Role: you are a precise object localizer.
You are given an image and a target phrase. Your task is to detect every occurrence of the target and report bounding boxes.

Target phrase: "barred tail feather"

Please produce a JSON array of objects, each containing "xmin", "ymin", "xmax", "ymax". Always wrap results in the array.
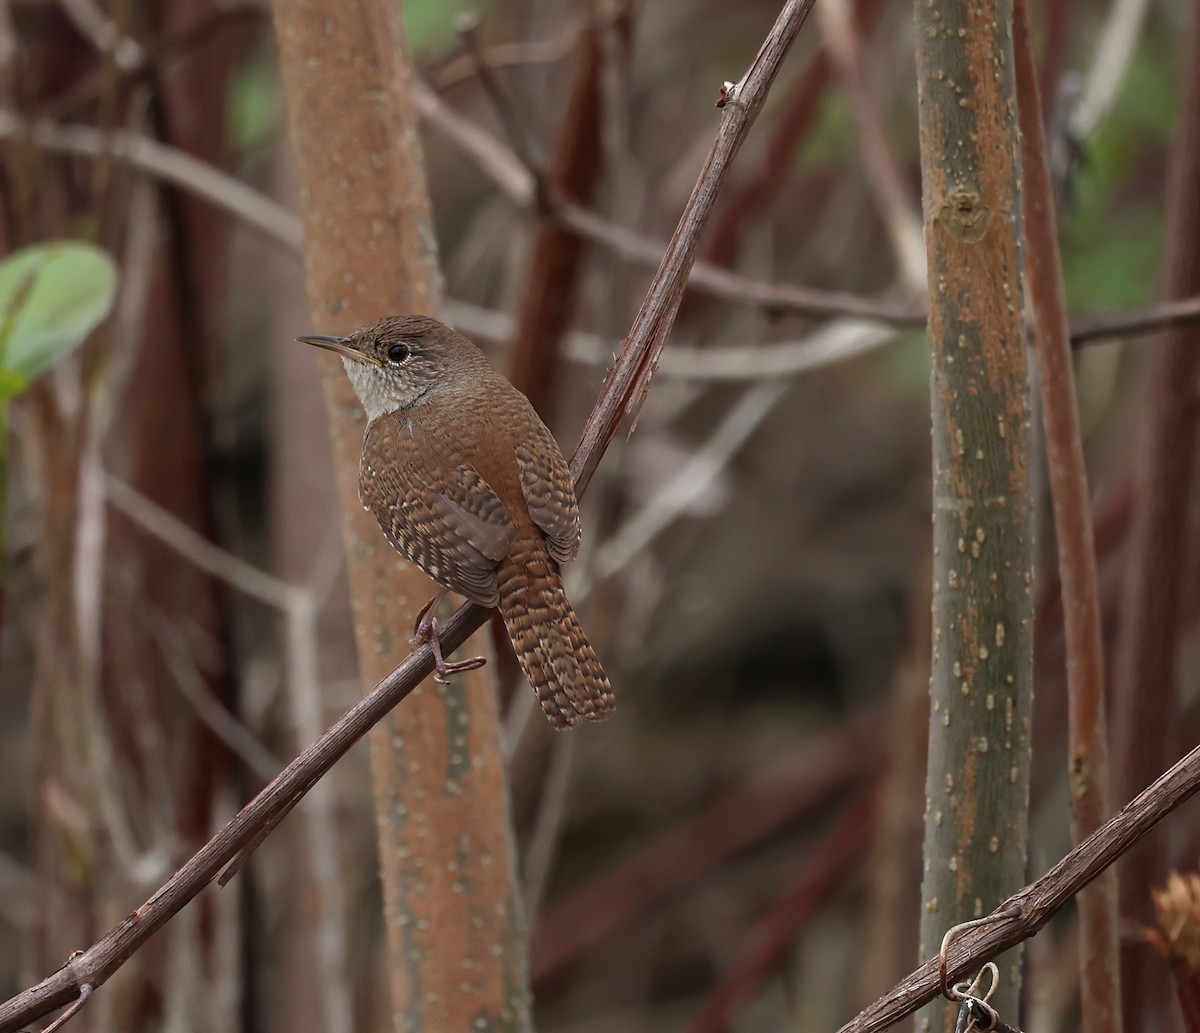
[{"xmin": 498, "ymin": 541, "xmax": 615, "ymax": 730}]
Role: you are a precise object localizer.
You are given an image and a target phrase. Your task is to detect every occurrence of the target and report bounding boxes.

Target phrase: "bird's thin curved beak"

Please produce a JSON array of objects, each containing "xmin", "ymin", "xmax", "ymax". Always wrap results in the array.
[{"xmin": 297, "ymin": 335, "xmax": 378, "ymax": 364}]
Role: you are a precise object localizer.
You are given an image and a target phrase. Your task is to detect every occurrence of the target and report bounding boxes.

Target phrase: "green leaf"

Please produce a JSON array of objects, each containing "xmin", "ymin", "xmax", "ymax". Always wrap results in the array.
[
  {"xmin": 0, "ymin": 242, "xmax": 118, "ymax": 383},
  {"xmin": 0, "ymin": 368, "xmax": 28, "ymax": 400}
]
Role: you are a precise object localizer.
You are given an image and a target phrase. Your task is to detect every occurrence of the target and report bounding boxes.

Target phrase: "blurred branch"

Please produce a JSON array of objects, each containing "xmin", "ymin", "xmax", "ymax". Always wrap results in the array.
[
  {"xmin": 1112, "ymin": 0, "xmax": 1200, "ymax": 1024},
  {"xmin": 507, "ymin": 11, "xmax": 604, "ymax": 417},
  {"xmin": 532, "ymin": 708, "xmax": 882, "ymax": 981},
  {"xmin": 47, "ymin": 2, "xmax": 266, "ymax": 118},
  {"xmin": 414, "ymin": 75, "xmax": 925, "ymax": 327},
  {"xmin": 1069, "ymin": 0, "xmax": 1152, "ymax": 140},
  {"xmin": 590, "ymin": 379, "xmax": 789, "ymax": 580},
  {"xmin": 520, "ymin": 734, "xmax": 576, "ymax": 921},
  {"xmin": 686, "ymin": 792, "xmax": 875, "ymax": 1033},
  {"xmin": 456, "ymin": 13, "xmax": 545, "ymax": 183},
  {"xmin": 9, "ymin": 112, "xmax": 1200, "ymax": 346},
  {"xmin": 1070, "ymin": 296, "xmax": 1200, "ymax": 343},
  {"xmin": 104, "ymin": 474, "xmax": 353, "ymax": 1030},
  {"xmin": 703, "ymin": 0, "xmax": 887, "ymax": 270},
  {"xmin": 0, "ymin": 114, "xmax": 304, "ymax": 249},
  {"xmin": 838, "ymin": 742, "xmax": 1200, "ymax": 1033},
  {"xmin": 816, "ymin": 0, "xmax": 924, "ymax": 288},
  {"xmin": 0, "ymin": 3, "xmax": 822, "ymax": 1028},
  {"xmin": 56, "ymin": 0, "xmax": 142, "ymax": 69},
  {"xmin": 151, "ymin": 607, "xmax": 281, "ymax": 781},
  {"xmin": 105, "ymin": 474, "xmax": 295, "ymax": 609},
  {"xmin": 1014, "ymin": 3, "xmax": 1121, "ymax": 1030},
  {"xmin": 428, "ymin": 31, "xmax": 577, "ymax": 92}
]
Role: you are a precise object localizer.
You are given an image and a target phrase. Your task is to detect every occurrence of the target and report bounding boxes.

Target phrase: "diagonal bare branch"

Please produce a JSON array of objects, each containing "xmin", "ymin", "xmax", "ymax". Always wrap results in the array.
[
  {"xmin": 836, "ymin": 743, "xmax": 1200, "ymax": 1033},
  {"xmin": 0, "ymin": 4, "xmax": 820, "ymax": 1029}
]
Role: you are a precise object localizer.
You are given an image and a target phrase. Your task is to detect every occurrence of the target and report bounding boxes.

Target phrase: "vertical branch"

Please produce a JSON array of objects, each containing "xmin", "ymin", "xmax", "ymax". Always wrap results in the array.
[
  {"xmin": 270, "ymin": 2, "xmax": 530, "ymax": 1031},
  {"xmin": 507, "ymin": 13, "xmax": 604, "ymax": 418},
  {"xmin": 1013, "ymin": 2, "xmax": 1121, "ymax": 1030},
  {"xmin": 1111, "ymin": 0, "xmax": 1200, "ymax": 1024},
  {"xmin": 912, "ymin": 2, "xmax": 1034, "ymax": 1030}
]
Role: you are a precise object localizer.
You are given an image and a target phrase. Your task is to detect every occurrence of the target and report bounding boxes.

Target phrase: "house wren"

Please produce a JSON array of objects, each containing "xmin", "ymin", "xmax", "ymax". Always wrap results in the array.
[{"xmin": 299, "ymin": 315, "xmax": 614, "ymax": 730}]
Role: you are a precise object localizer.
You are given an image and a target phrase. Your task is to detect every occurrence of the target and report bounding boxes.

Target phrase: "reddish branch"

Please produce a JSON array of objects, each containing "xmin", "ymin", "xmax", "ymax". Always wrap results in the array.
[
  {"xmin": 1014, "ymin": 2, "xmax": 1121, "ymax": 1030},
  {"xmin": 531, "ymin": 708, "xmax": 881, "ymax": 981},
  {"xmin": 508, "ymin": 15, "xmax": 605, "ymax": 420},
  {"xmin": 686, "ymin": 792, "xmax": 875, "ymax": 1033},
  {"xmin": 1111, "ymin": 0, "xmax": 1200, "ymax": 1024}
]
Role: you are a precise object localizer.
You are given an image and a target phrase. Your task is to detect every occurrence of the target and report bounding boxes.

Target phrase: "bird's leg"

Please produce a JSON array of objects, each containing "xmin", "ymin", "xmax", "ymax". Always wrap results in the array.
[
  {"xmin": 411, "ymin": 587, "xmax": 487, "ymax": 683},
  {"xmin": 411, "ymin": 591, "xmax": 441, "ymax": 642}
]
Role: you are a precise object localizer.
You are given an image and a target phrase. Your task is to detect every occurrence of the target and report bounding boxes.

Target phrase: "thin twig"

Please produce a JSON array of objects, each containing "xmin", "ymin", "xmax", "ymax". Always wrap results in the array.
[
  {"xmin": 0, "ymin": 7, "xmax": 819, "ymax": 1028},
  {"xmin": 429, "ymin": 32, "xmax": 577, "ymax": 93},
  {"xmin": 456, "ymin": 13, "xmax": 544, "ymax": 186},
  {"xmin": 836, "ymin": 743, "xmax": 1200, "ymax": 1033},
  {"xmin": 414, "ymin": 76, "xmax": 926, "ymax": 328},
  {"xmin": 590, "ymin": 379, "xmax": 789, "ymax": 580},
  {"xmin": 815, "ymin": 0, "xmax": 924, "ymax": 289},
  {"xmin": 573, "ymin": 0, "xmax": 821, "ymax": 478},
  {"xmin": 39, "ymin": 983, "xmax": 90, "ymax": 1033}
]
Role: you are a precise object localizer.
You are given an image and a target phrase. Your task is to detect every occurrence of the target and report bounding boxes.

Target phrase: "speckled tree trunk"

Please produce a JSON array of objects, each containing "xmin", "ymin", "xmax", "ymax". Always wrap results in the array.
[
  {"xmin": 271, "ymin": 3, "xmax": 531, "ymax": 1031},
  {"xmin": 912, "ymin": 2, "xmax": 1034, "ymax": 1030}
]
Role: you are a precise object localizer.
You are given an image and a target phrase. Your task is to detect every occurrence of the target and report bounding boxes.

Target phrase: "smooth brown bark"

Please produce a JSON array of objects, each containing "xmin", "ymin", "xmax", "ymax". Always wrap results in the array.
[{"xmin": 271, "ymin": 3, "xmax": 530, "ymax": 1030}]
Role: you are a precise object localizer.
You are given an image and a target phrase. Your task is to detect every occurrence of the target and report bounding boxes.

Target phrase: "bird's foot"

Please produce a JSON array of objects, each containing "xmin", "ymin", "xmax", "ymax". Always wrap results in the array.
[{"xmin": 413, "ymin": 606, "xmax": 486, "ymax": 684}]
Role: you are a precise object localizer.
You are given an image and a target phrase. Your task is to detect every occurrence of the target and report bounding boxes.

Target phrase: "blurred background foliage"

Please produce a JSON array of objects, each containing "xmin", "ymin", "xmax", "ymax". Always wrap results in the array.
[{"xmin": 0, "ymin": 0, "xmax": 1197, "ymax": 1031}]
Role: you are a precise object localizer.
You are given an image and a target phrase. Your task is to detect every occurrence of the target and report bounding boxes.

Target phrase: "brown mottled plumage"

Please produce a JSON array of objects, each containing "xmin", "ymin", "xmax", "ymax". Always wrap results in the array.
[{"xmin": 298, "ymin": 315, "xmax": 613, "ymax": 729}]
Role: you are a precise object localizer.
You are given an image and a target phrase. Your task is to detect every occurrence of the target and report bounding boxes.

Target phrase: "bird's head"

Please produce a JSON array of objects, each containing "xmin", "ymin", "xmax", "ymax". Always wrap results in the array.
[{"xmin": 299, "ymin": 315, "xmax": 486, "ymax": 421}]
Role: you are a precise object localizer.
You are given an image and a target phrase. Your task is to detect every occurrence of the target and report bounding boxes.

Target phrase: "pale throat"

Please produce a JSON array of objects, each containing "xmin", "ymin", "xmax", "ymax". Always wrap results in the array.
[{"xmin": 344, "ymin": 357, "xmax": 403, "ymax": 422}]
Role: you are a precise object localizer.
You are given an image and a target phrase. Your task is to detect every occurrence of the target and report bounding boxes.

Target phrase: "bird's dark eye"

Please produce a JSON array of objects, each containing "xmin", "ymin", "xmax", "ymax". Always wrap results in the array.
[{"xmin": 386, "ymin": 342, "xmax": 410, "ymax": 364}]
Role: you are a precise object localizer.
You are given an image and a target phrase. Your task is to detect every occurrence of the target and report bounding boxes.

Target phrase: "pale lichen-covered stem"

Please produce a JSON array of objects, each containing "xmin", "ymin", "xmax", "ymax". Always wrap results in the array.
[{"xmin": 912, "ymin": 2, "xmax": 1034, "ymax": 1030}]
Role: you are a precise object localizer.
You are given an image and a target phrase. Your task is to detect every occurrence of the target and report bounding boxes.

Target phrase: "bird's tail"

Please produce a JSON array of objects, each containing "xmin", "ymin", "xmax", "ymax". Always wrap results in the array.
[{"xmin": 498, "ymin": 539, "xmax": 614, "ymax": 730}]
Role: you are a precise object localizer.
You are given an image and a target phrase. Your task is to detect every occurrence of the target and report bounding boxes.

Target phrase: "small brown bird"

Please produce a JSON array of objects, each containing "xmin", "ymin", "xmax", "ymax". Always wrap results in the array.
[{"xmin": 299, "ymin": 315, "xmax": 614, "ymax": 729}]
